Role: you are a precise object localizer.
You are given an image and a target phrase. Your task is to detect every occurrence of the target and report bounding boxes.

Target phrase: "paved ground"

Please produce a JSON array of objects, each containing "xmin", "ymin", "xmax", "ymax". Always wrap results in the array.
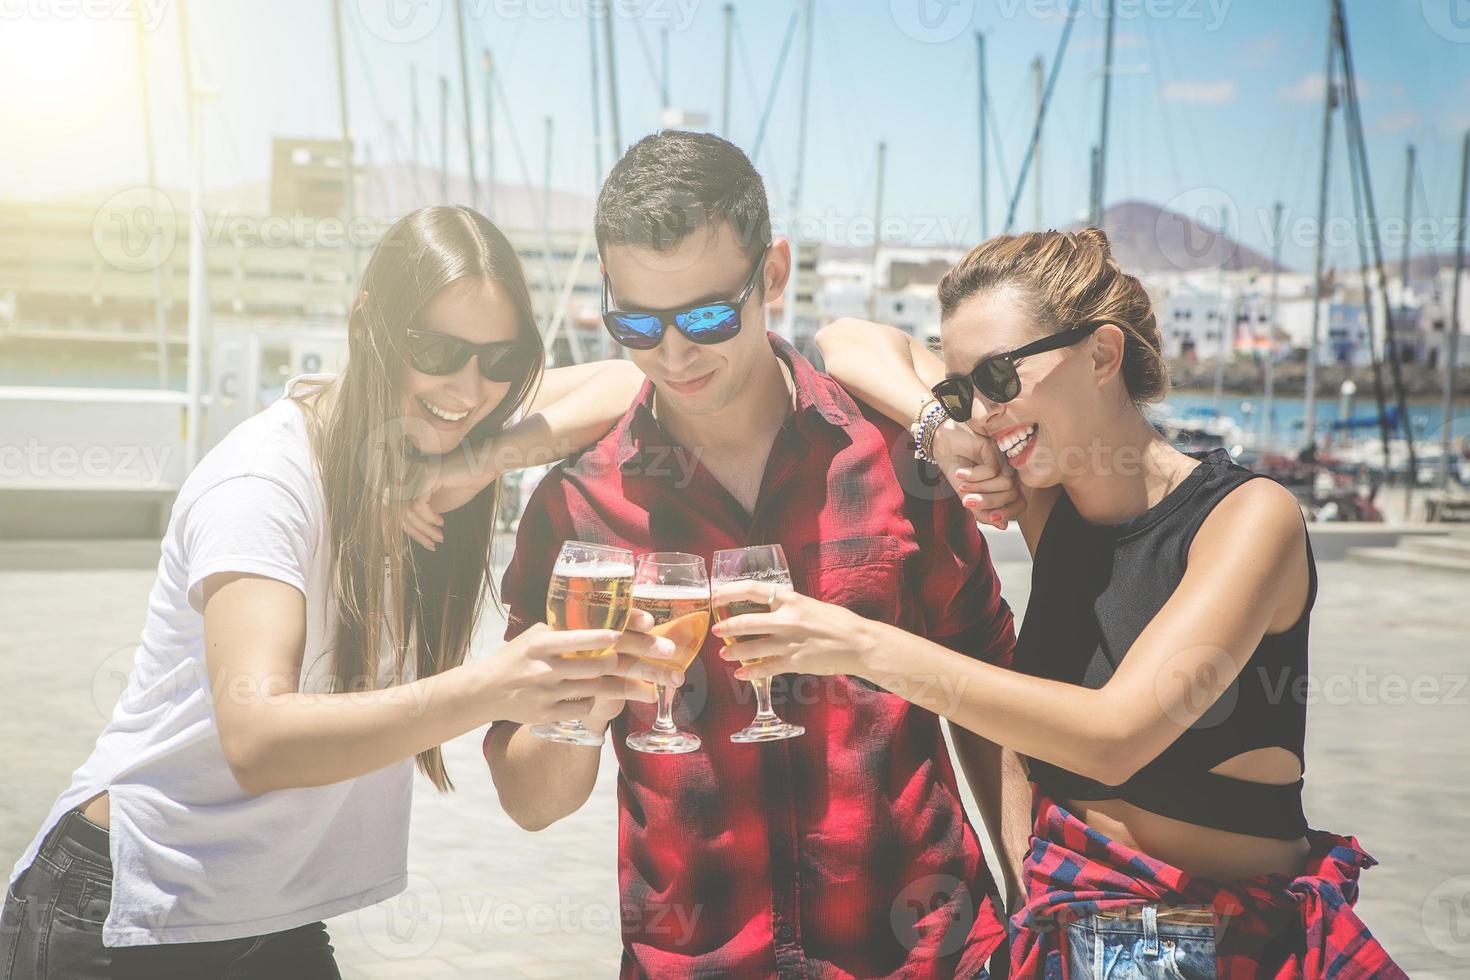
[{"xmin": 2, "ymin": 541, "xmax": 1467, "ymax": 977}]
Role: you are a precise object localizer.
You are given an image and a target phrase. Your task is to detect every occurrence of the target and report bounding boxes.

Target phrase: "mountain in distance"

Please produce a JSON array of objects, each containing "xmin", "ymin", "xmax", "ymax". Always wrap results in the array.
[{"xmin": 1083, "ymin": 199, "xmax": 1289, "ymax": 275}]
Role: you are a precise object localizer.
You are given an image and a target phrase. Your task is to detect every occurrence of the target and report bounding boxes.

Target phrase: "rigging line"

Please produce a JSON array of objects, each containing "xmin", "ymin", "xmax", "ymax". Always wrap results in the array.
[
  {"xmin": 346, "ymin": 14, "xmax": 423, "ymax": 202},
  {"xmin": 1140, "ymin": 12, "xmax": 1183, "ymax": 194},
  {"xmin": 732, "ymin": 16, "xmax": 782, "ymax": 205},
  {"xmin": 1338, "ymin": 3, "xmax": 1410, "ymax": 471},
  {"xmin": 1004, "ymin": 0, "xmax": 1083, "ymax": 233},
  {"xmin": 491, "ymin": 71, "xmax": 540, "ymax": 204},
  {"xmin": 731, "ymin": 13, "xmax": 766, "ymax": 136},
  {"xmin": 980, "ymin": 79, "xmax": 1012, "ymax": 211},
  {"xmin": 809, "ymin": 11, "xmax": 867, "ymax": 219},
  {"xmin": 1412, "ymin": 155, "xmax": 1444, "ymax": 290},
  {"xmin": 628, "ymin": 13, "xmax": 666, "ymax": 105},
  {"xmin": 751, "ymin": 7, "xmax": 802, "ymax": 164}
]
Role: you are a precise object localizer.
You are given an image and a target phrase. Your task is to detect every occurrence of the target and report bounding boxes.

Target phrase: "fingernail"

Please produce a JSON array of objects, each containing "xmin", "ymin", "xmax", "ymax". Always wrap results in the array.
[
  {"xmin": 989, "ymin": 512, "xmax": 1001, "ymax": 523},
  {"xmin": 711, "ymin": 625, "xmax": 724, "ymax": 637},
  {"xmin": 672, "ymin": 673, "xmax": 685, "ymax": 686}
]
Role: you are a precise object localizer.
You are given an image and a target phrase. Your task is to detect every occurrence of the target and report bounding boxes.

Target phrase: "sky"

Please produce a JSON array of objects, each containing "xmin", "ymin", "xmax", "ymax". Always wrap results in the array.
[{"xmin": 2, "ymin": 0, "xmax": 1468, "ymax": 273}]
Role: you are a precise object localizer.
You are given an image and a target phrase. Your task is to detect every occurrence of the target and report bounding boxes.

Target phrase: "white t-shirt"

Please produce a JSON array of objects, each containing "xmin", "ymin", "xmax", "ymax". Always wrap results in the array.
[{"xmin": 10, "ymin": 376, "xmax": 414, "ymax": 946}]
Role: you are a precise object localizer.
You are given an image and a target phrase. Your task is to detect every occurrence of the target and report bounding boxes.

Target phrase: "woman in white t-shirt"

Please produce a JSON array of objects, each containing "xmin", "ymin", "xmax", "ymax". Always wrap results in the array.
[{"xmin": 1, "ymin": 207, "xmax": 680, "ymax": 979}]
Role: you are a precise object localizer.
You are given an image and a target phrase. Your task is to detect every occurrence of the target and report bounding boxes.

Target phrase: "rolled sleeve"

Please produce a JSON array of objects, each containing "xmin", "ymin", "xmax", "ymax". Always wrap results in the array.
[{"xmin": 498, "ymin": 471, "xmax": 572, "ymax": 642}]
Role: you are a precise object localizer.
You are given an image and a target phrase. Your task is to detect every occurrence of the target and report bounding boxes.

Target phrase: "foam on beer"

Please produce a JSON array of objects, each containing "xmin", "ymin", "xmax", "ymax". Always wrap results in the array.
[
  {"xmin": 551, "ymin": 559, "xmax": 635, "ymax": 579},
  {"xmin": 631, "ymin": 584, "xmax": 709, "ymax": 600}
]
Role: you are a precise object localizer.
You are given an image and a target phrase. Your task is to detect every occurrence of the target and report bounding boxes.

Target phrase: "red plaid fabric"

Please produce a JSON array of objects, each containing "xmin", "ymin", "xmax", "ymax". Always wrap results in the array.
[
  {"xmin": 1010, "ymin": 795, "xmax": 1407, "ymax": 979},
  {"xmin": 496, "ymin": 334, "xmax": 1015, "ymax": 979}
]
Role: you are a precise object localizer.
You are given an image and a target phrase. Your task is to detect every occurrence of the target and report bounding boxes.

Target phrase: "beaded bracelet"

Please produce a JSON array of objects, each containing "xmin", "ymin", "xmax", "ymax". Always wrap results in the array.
[{"xmin": 911, "ymin": 401, "xmax": 949, "ymax": 466}]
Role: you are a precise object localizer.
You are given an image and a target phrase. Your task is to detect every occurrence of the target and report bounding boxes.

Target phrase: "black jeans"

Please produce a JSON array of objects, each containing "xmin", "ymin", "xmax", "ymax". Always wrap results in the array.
[{"xmin": 1, "ymin": 808, "xmax": 341, "ymax": 979}]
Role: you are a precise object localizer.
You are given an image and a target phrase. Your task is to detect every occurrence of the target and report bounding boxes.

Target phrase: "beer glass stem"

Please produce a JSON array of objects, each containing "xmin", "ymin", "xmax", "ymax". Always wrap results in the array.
[
  {"xmin": 652, "ymin": 684, "xmax": 678, "ymax": 733},
  {"xmin": 750, "ymin": 677, "xmax": 779, "ymax": 722}
]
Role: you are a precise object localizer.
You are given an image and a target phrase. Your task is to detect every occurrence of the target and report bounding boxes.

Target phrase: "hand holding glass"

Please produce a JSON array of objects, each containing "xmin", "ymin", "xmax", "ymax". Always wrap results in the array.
[
  {"xmin": 625, "ymin": 553, "xmax": 710, "ymax": 755},
  {"xmin": 712, "ymin": 545, "xmax": 805, "ymax": 743},
  {"xmin": 531, "ymin": 541, "xmax": 635, "ymax": 747}
]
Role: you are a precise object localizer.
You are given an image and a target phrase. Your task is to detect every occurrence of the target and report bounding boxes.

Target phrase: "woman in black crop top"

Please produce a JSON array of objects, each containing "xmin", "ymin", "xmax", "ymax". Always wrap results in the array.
[{"xmin": 715, "ymin": 229, "xmax": 1405, "ymax": 977}]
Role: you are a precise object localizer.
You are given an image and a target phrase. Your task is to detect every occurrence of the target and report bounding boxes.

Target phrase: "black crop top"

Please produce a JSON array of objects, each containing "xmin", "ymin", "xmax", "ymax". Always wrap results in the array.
[{"xmin": 1011, "ymin": 448, "xmax": 1315, "ymax": 840}]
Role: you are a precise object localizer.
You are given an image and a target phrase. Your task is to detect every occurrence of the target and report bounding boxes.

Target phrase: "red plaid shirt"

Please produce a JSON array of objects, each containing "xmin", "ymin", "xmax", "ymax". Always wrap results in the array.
[{"xmin": 496, "ymin": 334, "xmax": 1016, "ymax": 979}]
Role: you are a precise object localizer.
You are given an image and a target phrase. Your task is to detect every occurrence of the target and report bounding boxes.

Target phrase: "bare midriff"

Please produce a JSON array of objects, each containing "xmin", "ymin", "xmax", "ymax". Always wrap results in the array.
[
  {"xmin": 80, "ymin": 791, "xmax": 110, "ymax": 830},
  {"xmin": 1062, "ymin": 795, "xmax": 1309, "ymax": 882}
]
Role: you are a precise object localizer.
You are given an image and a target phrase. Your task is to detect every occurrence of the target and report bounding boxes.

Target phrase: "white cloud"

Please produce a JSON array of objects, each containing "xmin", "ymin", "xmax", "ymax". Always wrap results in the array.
[
  {"xmin": 1373, "ymin": 110, "xmax": 1421, "ymax": 134},
  {"xmin": 1278, "ymin": 72, "xmax": 1375, "ymax": 104},
  {"xmin": 1278, "ymin": 73, "xmax": 1327, "ymax": 103},
  {"xmin": 1238, "ymin": 31, "xmax": 1283, "ymax": 70},
  {"xmin": 1162, "ymin": 79, "xmax": 1238, "ymax": 105}
]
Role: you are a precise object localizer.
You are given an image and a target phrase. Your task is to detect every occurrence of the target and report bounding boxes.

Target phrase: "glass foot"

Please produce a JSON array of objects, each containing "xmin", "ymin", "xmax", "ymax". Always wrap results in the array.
[
  {"xmin": 626, "ymin": 728, "xmax": 701, "ymax": 754},
  {"xmin": 531, "ymin": 721, "xmax": 605, "ymax": 747},
  {"xmin": 730, "ymin": 718, "xmax": 804, "ymax": 743}
]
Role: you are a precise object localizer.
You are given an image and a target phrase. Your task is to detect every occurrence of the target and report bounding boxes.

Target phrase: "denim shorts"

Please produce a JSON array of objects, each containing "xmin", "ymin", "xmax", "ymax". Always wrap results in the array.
[
  {"xmin": 1063, "ymin": 904, "xmax": 1218, "ymax": 979},
  {"xmin": 1, "ymin": 808, "xmax": 340, "ymax": 980}
]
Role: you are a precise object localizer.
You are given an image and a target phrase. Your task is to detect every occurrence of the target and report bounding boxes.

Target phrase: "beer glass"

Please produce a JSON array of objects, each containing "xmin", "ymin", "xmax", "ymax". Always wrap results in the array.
[
  {"xmin": 531, "ymin": 541, "xmax": 635, "ymax": 746},
  {"xmin": 625, "ymin": 553, "xmax": 710, "ymax": 755},
  {"xmin": 712, "ymin": 545, "xmax": 805, "ymax": 743}
]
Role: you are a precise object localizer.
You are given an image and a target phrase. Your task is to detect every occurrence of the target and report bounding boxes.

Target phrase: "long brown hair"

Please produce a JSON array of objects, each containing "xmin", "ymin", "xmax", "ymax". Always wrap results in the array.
[
  {"xmin": 295, "ymin": 206, "xmax": 544, "ymax": 791},
  {"xmin": 938, "ymin": 226, "xmax": 1169, "ymax": 403}
]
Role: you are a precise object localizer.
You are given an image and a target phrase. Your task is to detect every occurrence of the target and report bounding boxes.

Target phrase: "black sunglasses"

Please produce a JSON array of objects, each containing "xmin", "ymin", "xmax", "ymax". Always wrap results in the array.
[
  {"xmin": 601, "ymin": 247, "xmax": 769, "ymax": 351},
  {"xmin": 932, "ymin": 320, "xmax": 1107, "ymax": 421},
  {"xmin": 403, "ymin": 329, "xmax": 541, "ymax": 382}
]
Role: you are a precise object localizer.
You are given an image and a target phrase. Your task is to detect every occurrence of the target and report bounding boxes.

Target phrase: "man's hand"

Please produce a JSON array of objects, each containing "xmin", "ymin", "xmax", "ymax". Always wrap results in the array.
[{"xmin": 931, "ymin": 420, "xmax": 1025, "ymax": 530}]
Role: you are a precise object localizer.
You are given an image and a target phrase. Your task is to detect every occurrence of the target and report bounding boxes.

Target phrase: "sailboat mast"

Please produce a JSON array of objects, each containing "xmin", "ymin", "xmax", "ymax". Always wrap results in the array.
[
  {"xmin": 1442, "ymin": 132, "xmax": 1469, "ymax": 490},
  {"xmin": 1091, "ymin": 0, "xmax": 1115, "ymax": 226},
  {"xmin": 1303, "ymin": 1, "xmax": 1337, "ymax": 450}
]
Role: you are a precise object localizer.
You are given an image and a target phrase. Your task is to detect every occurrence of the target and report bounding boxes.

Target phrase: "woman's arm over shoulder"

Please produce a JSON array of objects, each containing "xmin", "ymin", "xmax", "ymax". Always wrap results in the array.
[
  {"xmin": 524, "ymin": 359, "xmax": 643, "ymax": 419},
  {"xmin": 816, "ymin": 318, "xmax": 941, "ymax": 427}
]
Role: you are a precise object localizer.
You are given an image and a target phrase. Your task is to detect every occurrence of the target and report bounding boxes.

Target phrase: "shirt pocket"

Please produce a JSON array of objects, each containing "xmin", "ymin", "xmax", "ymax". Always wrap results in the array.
[{"xmin": 803, "ymin": 536, "xmax": 903, "ymax": 694}]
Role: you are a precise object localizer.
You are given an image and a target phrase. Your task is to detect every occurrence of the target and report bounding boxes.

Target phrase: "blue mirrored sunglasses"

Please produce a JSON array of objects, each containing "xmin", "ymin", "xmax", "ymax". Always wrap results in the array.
[{"xmin": 601, "ymin": 248, "xmax": 769, "ymax": 351}]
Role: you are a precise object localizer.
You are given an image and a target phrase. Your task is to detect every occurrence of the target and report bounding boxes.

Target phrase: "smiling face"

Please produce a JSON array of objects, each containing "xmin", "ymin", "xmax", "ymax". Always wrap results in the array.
[
  {"xmin": 601, "ymin": 221, "xmax": 784, "ymax": 418},
  {"xmin": 398, "ymin": 277, "xmax": 523, "ymax": 455},
  {"xmin": 940, "ymin": 285, "xmax": 1109, "ymax": 488}
]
